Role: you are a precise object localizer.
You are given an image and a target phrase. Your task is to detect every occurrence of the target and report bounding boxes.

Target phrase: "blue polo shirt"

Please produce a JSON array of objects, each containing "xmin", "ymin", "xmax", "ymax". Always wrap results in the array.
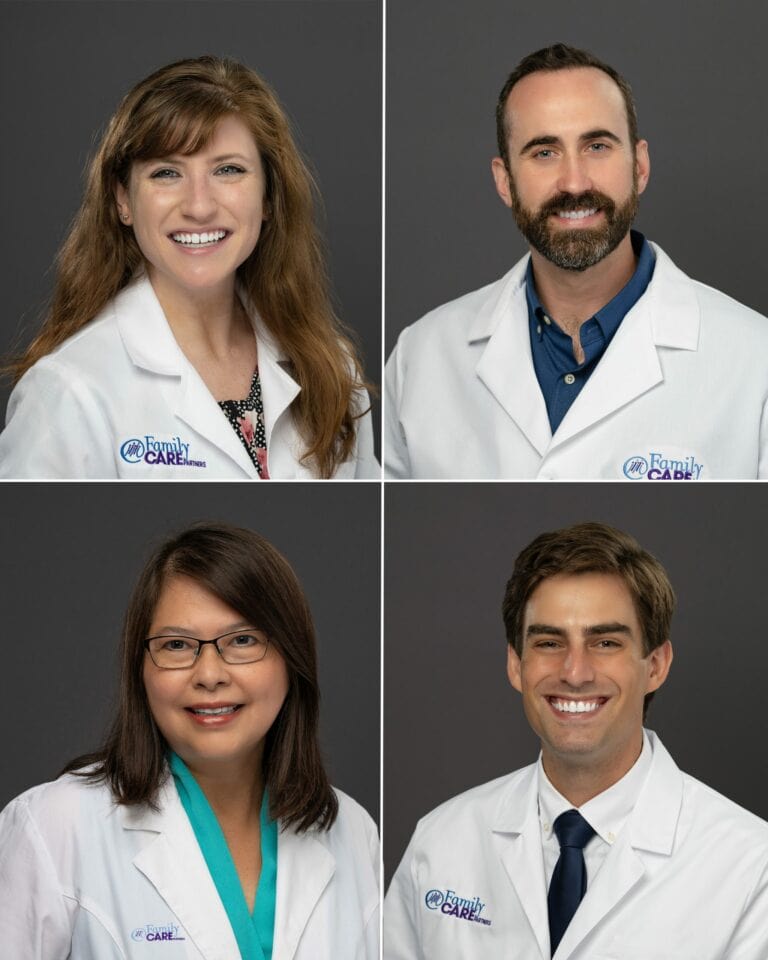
[{"xmin": 527, "ymin": 230, "xmax": 655, "ymax": 433}]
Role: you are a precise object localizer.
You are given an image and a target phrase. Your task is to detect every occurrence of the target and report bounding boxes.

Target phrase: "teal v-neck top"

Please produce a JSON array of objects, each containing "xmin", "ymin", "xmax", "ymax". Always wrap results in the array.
[{"xmin": 169, "ymin": 753, "xmax": 278, "ymax": 960}]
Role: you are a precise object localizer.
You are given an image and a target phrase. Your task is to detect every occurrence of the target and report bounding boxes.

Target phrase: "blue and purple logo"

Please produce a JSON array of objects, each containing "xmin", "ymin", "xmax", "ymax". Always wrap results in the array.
[
  {"xmin": 130, "ymin": 922, "xmax": 185, "ymax": 943},
  {"xmin": 120, "ymin": 435, "xmax": 206, "ymax": 469},
  {"xmin": 623, "ymin": 451, "xmax": 703, "ymax": 480},
  {"xmin": 424, "ymin": 887, "xmax": 492, "ymax": 926}
]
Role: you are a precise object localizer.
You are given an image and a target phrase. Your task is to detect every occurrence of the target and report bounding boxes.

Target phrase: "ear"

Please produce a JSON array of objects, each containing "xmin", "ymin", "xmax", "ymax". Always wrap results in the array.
[
  {"xmin": 634, "ymin": 138, "xmax": 650, "ymax": 196},
  {"xmin": 491, "ymin": 157, "xmax": 514, "ymax": 208},
  {"xmin": 507, "ymin": 643, "xmax": 523, "ymax": 693},
  {"xmin": 645, "ymin": 639, "xmax": 673, "ymax": 694},
  {"xmin": 114, "ymin": 181, "xmax": 132, "ymax": 225}
]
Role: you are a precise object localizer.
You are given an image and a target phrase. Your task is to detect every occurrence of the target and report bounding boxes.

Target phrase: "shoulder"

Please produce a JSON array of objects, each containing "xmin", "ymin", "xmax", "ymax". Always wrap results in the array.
[
  {"xmin": 327, "ymin": 788, "xmax": 379, "ymax": 849},
  {"xmin": 680, "ymin": 771, "xmax": 768, "ymax": 847},
  {"xmin": 410, "ymin": 768, "xmax": 531, "ymax": 845},
  {"xmin": 0, "ymin": 773, "xmax": 117, "ymax": 849},
  {"xmin": 391, "ymin": 262, "xmax": 527, "ymax": 360},
  {"xmin": 651, "ymin": 244, "xmax": 768, "ymax": 336}
]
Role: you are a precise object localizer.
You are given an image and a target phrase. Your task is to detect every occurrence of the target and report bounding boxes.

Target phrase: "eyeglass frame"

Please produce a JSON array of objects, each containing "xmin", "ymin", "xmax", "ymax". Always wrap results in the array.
[{"xmin": 143, "ymin": 628, "xmax": 271, "ymax": 669}]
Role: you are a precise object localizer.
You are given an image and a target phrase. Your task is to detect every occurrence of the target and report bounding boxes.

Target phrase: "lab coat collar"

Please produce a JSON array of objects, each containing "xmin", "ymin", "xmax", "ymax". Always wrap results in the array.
[
  {"xmin": 467, "ymin": 244, "xmax": 702, "ymax": 457},
  {"xmin": 471, "ymin": 260, "xmax": 553, "ymax": 457},
  {"xmin": 113, "ymin": 275, "xmax": 302, "ymax": 477},
  {"xmin": 120, "ymin": 776, "xmax": 242, "ymax": 960},
  {"xmin": 121, "ymin": 777, "xmax": 337, "ymax": 960},
  {"xmin": 491, "ymin": 761, "xmax": 551, "ymax": 960},
  {"xmin": 553, "ymin": 730, "xmax": 684, "ymax": 959},
  {"xmin": 273, "ymin": 824, "xmax": 336, "ymax": 960}
]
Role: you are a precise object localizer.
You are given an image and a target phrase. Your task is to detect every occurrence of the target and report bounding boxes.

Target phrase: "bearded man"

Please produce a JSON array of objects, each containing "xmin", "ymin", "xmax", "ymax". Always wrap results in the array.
[{"xmin": 384, "ymin": 43, "xmax": 768, "ymax": 480}]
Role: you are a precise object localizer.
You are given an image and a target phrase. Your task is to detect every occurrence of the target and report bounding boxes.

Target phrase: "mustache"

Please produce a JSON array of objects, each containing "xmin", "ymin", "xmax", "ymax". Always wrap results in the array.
[{"xmin": 538, "ymin": 191, "xmax": 616, "ymax": 219}]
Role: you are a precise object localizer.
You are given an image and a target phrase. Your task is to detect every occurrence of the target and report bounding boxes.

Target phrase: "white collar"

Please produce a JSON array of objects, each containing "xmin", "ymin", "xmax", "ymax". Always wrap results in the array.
[{"xmin": 537, "ymin": 729, "xmax": 653, "ymax": 847}]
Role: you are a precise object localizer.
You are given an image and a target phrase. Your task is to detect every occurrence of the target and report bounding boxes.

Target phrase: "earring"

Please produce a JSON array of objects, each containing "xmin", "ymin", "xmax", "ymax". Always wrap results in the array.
[{"xmin": 118, "ymin": 207, "xmax": 130, "ymax": 223}]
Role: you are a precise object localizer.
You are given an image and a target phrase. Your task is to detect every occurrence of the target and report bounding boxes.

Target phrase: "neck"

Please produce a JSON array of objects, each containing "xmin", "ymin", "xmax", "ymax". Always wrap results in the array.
[
  {"xmin": 182, "ymin": 752, "xmax": 264, "ymax": 828},
  {"xmin": 530, "ymin": 233, "xmax": 637, "ymax": 337},
  {"xmin": 147, "ymin": 270, "xmax": 249, "ymax": 361},
  {"xmin": 541, "ymin": 731, "xmax": 643, "ymax": 808}
]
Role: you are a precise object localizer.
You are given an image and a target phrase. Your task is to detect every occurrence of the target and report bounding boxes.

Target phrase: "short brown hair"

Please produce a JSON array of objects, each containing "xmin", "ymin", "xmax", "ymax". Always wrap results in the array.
[
  {"xmin": 502, "ymin": 522, "xmax": 674, "ymax": 716},
  {"xmin": 495, "ymin": 43, "xmax": 640, "ymax": 169},
  {"xmin": 62, "ymin": 522, "xmax": 338, "ymax": 832}
]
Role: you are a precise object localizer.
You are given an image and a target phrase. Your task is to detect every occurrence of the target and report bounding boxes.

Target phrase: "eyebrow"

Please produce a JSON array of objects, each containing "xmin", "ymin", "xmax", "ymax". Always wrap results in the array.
[
  {"xmin": 147, "ymin": 152, "xmax": 253, "ymax": 165},
  {"xmin": 525, "ymin": 621, "xmax": 632, "ymax": 638},
  {"xmin": 149, "ymin": 620, "xmax": 254, "ymax": 637},
  {"xmin": 519, "ymin": 128, "xmax": 623, "ymax": 156}
]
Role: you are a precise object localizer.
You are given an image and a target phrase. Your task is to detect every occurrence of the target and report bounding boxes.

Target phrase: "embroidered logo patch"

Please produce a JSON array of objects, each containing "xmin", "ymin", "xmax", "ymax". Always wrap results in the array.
[
  {"xmin": 119, "ymin": 435, "xmax": 207, "ymax": 469},
  {"xmin": 130, "ymin": 922, "xmax": 186, "ymax": 942},
  {"xmin": 424, "ymin": 888, "xmax": 492, "ymax": 926},
  {"xmin": 622, "ymin": 451, "xmax": 703, "ymax": 480}
]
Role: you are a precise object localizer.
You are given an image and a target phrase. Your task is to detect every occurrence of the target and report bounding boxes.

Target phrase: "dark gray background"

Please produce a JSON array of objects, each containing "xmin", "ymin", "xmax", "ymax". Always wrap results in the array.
[
  {"xmin": 386, "ymin": 0, "xmax": 768, "ymax": 351},
  {"xmin": 0, "ymin": 482, "xmax": 380, "ymax": 822},
  {"xmin": 384, "ymin": 483, "xmax": 768, "ymax": 882},
  {"xmin": 0, "ymin": 0, "xmax": 381, "ymax": 448}
]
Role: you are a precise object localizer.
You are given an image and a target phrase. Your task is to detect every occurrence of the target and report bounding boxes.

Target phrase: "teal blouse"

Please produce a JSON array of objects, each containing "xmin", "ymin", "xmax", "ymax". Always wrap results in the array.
[{"xmin": 169, "ymin": 753, "xmax": 278, "ymax": 960}]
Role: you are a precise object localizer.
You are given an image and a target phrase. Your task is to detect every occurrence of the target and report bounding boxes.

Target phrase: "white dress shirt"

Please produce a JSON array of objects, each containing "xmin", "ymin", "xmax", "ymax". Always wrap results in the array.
[{"xmin": 537, "ymin": 730, "xmax": 653, "ymax": 889}]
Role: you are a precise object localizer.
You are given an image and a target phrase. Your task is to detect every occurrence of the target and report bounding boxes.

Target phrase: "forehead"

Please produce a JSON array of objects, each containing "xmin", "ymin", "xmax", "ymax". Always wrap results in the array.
[
  {"xmin": 504, "ymin": 67, "xmax": 630, "ymax": 148},
  {"xmin": 151, "ymin": 574, "xmax": 243, "ymax": 631},
  {"xmin": 523, "ymin": 572, "xmax": 640, "ymax": 631}
]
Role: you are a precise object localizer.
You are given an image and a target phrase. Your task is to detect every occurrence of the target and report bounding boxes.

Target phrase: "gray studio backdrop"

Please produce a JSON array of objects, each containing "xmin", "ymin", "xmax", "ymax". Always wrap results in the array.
[
  {"xmin": 384, "ymin": 483, "xmax": 768, "ymax": 883},
  {"xmin": 0, "ymin": 0, "xmax": 381, "ymax": 448},
  {"xmin": 386, "ymin": 0, "xmax": 768, "ymax": 352},
  {"xmin": 0, "ymin": 483, "xmax": 380, "ymax": 822}
]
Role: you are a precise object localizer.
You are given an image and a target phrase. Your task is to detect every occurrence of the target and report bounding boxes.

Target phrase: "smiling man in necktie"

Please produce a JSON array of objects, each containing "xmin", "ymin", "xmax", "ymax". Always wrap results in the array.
[{"xmin": 385, "ymin": 522, "xmax": 768, "ymax": 959}]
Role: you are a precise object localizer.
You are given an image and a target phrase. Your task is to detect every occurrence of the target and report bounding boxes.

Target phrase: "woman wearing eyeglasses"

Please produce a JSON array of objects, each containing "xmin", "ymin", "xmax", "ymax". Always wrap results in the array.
[{"xmin": 0, "ymin": 523, "xmax": 379, "ymax": 959}]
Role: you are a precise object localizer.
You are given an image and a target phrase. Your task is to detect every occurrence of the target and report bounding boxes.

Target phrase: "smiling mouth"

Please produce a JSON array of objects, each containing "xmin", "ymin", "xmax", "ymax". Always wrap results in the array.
[
  {"xmin": 186, "ymin": 704, "xmax": 243, "ymax": 716},
  {"xmin": 547, "ymin": 697, "xmax": 608, "ymax": 715},
  {"xmin": 171, "ymin": 229, "xmax": 229, "ymax": 247},
  {"xmin": 554, "ymin": 208, "xmax": 598, "ymax": 221}
]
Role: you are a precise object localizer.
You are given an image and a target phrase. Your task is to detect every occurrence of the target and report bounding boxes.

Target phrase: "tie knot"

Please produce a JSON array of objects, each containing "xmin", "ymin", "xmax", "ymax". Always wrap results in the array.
[{"xmin": 553, "ymin": 809, "xmax": 595, "ymax": 849}]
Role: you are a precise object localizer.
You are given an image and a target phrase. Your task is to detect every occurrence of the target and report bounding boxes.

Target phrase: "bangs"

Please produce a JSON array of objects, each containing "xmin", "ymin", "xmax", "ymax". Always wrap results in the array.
[{"xmin": 129, "ymin": 103, "xmax": 231, "ymax": 163}]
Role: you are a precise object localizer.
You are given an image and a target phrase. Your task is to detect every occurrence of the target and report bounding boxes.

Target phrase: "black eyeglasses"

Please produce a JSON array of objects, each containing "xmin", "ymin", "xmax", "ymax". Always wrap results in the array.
[{"xmin": 144, "ymin": 629, "xmax": 270, "ymax": 669}]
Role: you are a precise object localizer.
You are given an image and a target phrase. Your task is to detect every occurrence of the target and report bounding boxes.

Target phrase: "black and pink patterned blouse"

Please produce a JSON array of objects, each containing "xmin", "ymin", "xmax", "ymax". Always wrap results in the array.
[{"xmin": 218, "ymin": 368, "xmax": 270, "ymax": 478}]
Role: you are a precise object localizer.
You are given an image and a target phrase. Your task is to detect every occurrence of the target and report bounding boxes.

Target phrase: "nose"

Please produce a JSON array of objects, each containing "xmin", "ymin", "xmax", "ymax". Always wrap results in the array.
[
  {"xmin": 556, "ymin": 151, "xmax": 593, "ymax": 197},
  {"xmin": 191, "ymin": 643, "xmax": 231, "ymax": 689},
  {"xmin": 559, "ymin": 645, "xmax": 596, "ymax": 687},
  {"xmin": 179, "ymin": 172, "xmax": 218, "ymax": 222}
]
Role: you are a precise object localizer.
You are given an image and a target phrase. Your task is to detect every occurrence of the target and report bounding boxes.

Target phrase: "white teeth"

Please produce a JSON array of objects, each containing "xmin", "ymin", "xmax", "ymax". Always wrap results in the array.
[
  {"xmin": 172, "ymin": 230, "xmax": 226, "ymax": 246},
  {"xmin": 192, "ymin": 706, "xmax": 237, "ymax": 715},
  {"xmin": 557, "ymin": 208, "xmax": 597, "ymax": 220},
  {"xmin": 551, "ymin": 699, "xmax": 601, "ymax": 714}
]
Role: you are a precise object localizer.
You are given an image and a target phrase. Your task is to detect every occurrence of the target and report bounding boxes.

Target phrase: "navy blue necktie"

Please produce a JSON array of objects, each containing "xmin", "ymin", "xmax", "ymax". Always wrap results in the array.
[{"xmin": 547, "ymin": 809, "xmax": 595, "ymax": 956}]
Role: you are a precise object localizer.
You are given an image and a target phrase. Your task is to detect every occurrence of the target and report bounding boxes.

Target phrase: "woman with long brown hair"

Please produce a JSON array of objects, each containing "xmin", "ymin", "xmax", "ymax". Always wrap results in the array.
[
  {"xmin": 0, "ymin": 522, "xmax": 379, "ymax": 958},
  {"xmin": 0, "ymin": 57, "xmax": 377, "ymax": 479}
]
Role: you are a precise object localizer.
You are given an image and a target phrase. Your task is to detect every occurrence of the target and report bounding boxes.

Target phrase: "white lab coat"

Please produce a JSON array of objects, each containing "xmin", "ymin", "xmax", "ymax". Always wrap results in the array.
[
  {"xmin": 0, "ymin": 771, "xmax": 379, "ymax": 960},
  {"xmin": 384, "ymin": 732, "xmax": 768, "ymax": 960},
  {"xmin": 0, "ymin": 276, "xmax": 379, "ymax": 479},
  {"xmin": 384, "ymin": 245, "xmax": 768, "ymax": 479}
]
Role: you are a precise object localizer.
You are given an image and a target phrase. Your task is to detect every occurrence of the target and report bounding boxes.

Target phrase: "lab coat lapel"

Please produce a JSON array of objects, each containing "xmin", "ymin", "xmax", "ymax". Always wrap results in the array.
[
  {"xmin": 173, "ymin": 367, "xmax": 260, "ymax": 477},
  {"xmin": 473, "ymin": 265, "xmax": 552, "ymax": 457},
  {"xmin": 115, "ymin": 275, "xmax": 258, "ymax": 477},
  {"xmin": 248, "ymin": 316, "xmax": 308, "ymax": 479},
  {"xmin": 492, "ymin": 765, "xmax": 550, "ymax": 960},
  {"xmin": 272, "ymin": 826, "xmax": 335, "ymax": 960},
  {"xmin": 550, "ymin": 244, "xmax": 701, "ymax": 450},
  {"xmin": 554, "ymin": 732, "xmax": 684, "ymax": 960},
  {"xmin": 121, "ymin": 780, "xmax": 241, "ymax": 960}
]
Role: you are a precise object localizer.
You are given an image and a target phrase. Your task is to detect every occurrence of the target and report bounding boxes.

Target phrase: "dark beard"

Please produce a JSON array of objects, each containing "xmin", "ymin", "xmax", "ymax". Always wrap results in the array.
[{"xmin": 509, "ymin": 184, "xmax": 638, "ymax": 272}]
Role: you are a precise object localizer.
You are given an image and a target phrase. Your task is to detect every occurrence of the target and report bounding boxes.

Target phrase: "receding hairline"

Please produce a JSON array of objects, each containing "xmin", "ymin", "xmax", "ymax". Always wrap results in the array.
[{"xmin": 499, "ymin": 64, "xmax": 634, "ymax": 153}]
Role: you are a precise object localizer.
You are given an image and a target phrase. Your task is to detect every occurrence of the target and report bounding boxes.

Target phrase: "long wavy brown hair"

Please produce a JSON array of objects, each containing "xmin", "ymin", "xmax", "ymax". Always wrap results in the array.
[
  {"xmin": 10, "ymin": 56, "xmax": 369, "ymax": 477},
  {"xmin": 61, "ymin": 522, "xmax": 339, "ymax": 832}
]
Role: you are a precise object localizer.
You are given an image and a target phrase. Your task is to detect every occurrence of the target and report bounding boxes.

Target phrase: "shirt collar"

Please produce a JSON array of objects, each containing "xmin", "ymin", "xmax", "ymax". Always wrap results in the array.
[
  {"xmin": 526, "ymin": 230, "xmax": 656, "ymax": 349},
  {"xmin": 537, "ymin": 730, "xmax": 654, "ymax": 846}
]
